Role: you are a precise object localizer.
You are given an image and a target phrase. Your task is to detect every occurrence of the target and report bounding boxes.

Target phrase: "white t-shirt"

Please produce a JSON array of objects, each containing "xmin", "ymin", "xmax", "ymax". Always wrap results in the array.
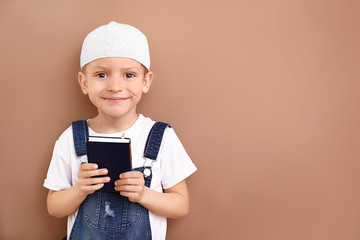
[{"xmin": 43, "ymin": 114, "xmax": 197, "ymax": 240}]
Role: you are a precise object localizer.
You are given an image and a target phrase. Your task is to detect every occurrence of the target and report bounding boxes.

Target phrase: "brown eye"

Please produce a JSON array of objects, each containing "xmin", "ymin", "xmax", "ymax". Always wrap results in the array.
[
  {"xmin": 96, "ymin": 73, "xmax": 107, "ymax": 78},
  {"xmin": 125, "ymin": 73, "xmax": 135, "ymax": 78}
]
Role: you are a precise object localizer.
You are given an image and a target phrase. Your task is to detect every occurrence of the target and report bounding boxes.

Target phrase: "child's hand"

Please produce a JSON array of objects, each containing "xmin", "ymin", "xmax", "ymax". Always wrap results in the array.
[
  {"xmin": 77, "ymin": 163, "xmax": 110, "ymax": 195},
  {"xmin": 114, "ymin": 171, "xmax": 145, "ymax": 203}
]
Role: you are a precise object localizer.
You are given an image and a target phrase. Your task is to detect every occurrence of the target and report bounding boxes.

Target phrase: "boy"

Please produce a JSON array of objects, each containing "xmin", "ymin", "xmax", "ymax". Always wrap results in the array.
[{"xmin": 43, "ymin": 21, "xmax": 197, "ymax": 240}]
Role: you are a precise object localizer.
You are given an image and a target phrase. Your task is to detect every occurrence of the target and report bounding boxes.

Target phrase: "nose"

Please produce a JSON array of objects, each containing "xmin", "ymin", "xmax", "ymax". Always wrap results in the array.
[{"xmin": 107, "ymin": 75, "xmax": 124, "ymax": 92}]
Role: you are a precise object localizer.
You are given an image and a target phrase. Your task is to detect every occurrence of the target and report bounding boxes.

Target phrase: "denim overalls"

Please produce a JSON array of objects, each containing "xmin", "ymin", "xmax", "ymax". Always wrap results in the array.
[{"xmin": 68, "ymin": 120, "xmax": 170, "ymax": 240}]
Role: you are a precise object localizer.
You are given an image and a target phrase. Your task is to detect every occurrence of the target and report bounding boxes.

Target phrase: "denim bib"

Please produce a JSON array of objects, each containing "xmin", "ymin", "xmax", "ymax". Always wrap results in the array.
[{"xmin": 69, "ymin": 121, "xmax": 170, "ymax": 240}]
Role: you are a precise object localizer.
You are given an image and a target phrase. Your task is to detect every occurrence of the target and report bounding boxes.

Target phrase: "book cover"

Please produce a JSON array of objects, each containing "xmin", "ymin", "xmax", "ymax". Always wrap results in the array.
[{"xmin": 86, "ymin": 136, "xmax": 132, "ymax": 192}]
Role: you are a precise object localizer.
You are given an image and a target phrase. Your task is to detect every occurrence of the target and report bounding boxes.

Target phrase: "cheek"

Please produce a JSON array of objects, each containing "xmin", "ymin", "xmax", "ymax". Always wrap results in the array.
[
  {"xmin": 86, "ymin": 84, "xmax": 104, "ymax": 102},
  {"xmin": 87, "ymin": 82, "xmax": 104, "ymax": 93},
  {"xmin": 128, "ymin": 82, "xmax": 146, "ymax": 95}
]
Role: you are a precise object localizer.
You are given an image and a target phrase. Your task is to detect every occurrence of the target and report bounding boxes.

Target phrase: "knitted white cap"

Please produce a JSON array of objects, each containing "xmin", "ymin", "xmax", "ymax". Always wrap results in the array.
[{"xmin": 80, "ymin": 21, "xmax": 150, "ymax": 70}]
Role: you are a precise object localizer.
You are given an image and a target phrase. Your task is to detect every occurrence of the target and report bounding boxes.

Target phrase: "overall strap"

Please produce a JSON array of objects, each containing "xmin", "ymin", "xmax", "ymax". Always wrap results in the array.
[
  {"xmin": 144, "ymin": 122, "xmax": 171, "ymax": 160},
  {"xmin": 72, "ymin": 120, "xmax": 89, "ymax": 156}
]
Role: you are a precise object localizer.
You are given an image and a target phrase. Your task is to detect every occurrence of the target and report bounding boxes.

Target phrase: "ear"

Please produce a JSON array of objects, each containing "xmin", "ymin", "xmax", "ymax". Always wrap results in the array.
[
  {"xmin": 142, "ymin": 71, "xmax": 153, "ymax": 93},
  {"xmin": 78, "ymin": 71, "xmax": 89, "ymax": 95}
]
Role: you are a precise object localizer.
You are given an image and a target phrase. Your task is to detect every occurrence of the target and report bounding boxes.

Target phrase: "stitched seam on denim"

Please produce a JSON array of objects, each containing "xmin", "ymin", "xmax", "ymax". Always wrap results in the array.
[
  {"xmin": 72, "ymin": 120, "xmax": 88, "ymax": 156},
  {"xmin": 122, "ymin": 196, "xmax": 129, "ymax": 227},
  {"xmin": 84, "ymin": 192, "xmax": 101, "ymax": 229},
  {"xmin": 115, "ymin": 201, "xmax": 142, "ymax": 231},
  {"xmin": 143, "ymin": 122, "xmax": 170, "ymax": 160},
  {"xmin": 143, "ymin": 123, "xmax": 156, "ymax": 159}
]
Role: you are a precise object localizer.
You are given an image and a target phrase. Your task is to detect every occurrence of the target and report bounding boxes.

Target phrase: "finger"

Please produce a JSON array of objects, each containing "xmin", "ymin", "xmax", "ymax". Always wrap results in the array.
[
  {"xmin": 119, "ymin": 191, "xmax": 143, "ymax": 203},
  {"xmin": 79, "ymin": 168, "xmax": 108, "ymax": 178},
  {"xmin": 80, "ymin": 163, "xmax": 98, "ymax": 171},
  {"xmin": 90, "ymin": 168, "xmax": 108, "ymax": 177},
  {"xmin": 83, "ymin": 176, "xmax": 110, "ymax": 186},
  {"xmin": 81, "ymin": 183, "xmax": 104, "ymax": 194},
  {"xmin": 115, "ymin": 177, "xmax": 144, "ymax": 187},
  {"xmin": 119, "ymin": 171, "xmax": 143, "ymax": 179},
  {"xmin": 115, "ymin": 185, "xmax": 143, "ymax": 193}
]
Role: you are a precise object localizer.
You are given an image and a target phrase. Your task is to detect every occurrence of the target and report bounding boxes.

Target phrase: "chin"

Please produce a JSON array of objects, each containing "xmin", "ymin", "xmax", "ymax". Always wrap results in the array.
[{"xmin": 106, "ymin": 110, "xmax": 136, "ymax": 119}]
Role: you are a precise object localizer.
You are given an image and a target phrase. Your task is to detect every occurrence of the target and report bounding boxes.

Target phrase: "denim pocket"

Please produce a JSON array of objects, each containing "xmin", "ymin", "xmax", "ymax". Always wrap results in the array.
[{"xmin": 83, "ymin": 191, "xmax": 142, "ymax": 232}]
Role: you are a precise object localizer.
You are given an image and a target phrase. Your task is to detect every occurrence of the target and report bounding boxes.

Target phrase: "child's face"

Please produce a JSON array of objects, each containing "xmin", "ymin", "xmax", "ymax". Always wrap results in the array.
[{"xmin": 78, "ymin": 57, "xmax": 152, "ymax": 120}]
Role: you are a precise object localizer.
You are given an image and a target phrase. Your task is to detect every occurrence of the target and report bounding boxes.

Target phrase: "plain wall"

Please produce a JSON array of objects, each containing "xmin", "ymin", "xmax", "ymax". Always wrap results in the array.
[{"xmin": 1, "ymin": 0, "xmax": 360, "ymax": 239}]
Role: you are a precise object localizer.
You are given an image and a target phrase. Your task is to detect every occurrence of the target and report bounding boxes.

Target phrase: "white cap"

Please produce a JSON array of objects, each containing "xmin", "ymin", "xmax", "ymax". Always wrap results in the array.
[{"xmin": 80, "ymin": 21, "xmax": 150, "ymax": 70}]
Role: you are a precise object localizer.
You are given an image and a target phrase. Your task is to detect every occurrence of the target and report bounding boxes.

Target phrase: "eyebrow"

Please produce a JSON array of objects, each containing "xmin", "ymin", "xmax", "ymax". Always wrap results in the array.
[
  {"xmin": 121, "ymin": 67, "xmax": 142, "ymax": 72},
  {"xmin": 91, "ymin": 65, "xmax": 141, "ymax": 72},
  {"xmin": 91, "ymin": 65, "xmax": 110, "ymax": 71}
]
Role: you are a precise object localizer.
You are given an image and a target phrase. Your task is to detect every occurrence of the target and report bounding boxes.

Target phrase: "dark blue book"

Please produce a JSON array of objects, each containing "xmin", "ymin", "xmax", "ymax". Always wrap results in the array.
[{"xmin": 86, "ymin": 136, "xmax": 132, "ymax": 192}]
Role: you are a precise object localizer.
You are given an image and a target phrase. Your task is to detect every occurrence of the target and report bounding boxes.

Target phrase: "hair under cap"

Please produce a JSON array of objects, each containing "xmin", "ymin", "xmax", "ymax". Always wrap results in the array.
[{"xmin": 80, "ymin": 21, "xmax": 150, "ymax": 70}]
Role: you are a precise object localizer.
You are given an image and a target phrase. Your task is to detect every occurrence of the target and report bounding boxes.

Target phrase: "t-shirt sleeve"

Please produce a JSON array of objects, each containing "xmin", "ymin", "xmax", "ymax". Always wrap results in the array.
[
  {"xmin": 159, "ymin": 127, "xmax": 197, "ymax": 190},
  {"xmin": 43, "ymin": 129, "xmax": 73, "ymax": 191}
]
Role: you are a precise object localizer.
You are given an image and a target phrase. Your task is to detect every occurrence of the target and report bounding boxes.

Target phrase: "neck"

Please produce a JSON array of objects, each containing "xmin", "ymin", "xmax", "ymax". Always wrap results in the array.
[{"xmin": 88, "ymin": 113, "xmax": 139, "ymax": 134}]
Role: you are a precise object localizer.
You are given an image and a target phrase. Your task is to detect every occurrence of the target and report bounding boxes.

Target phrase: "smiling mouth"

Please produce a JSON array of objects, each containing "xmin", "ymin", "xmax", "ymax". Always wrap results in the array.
[{"xmin": 103, "ymin": 97, "xmax": 128, "ymax": 103}]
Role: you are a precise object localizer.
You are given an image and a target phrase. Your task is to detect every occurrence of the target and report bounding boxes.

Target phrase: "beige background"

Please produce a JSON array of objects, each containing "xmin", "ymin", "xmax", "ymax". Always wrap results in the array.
[{"xmin": 1, "ymin": 0, "xmax": 360, "ymax": 239}]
